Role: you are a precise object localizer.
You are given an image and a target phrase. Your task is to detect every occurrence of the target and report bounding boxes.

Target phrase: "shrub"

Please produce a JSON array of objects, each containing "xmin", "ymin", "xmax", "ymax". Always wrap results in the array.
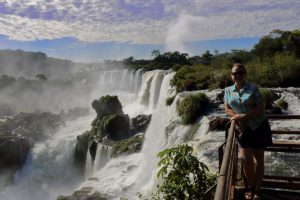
[
  {"xmin": 247, "ymin": 53, "xmax": 300, "ymax": 87},
  {"xmin": 176, "ymin": 93, "xmax": 209, "ymax": 125}
]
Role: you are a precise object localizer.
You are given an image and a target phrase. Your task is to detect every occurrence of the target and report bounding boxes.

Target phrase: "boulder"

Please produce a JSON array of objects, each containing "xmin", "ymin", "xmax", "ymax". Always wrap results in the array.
[
  {"xmin": 0, "ymin": 135, "xmax": 32, "ymax": 168},
  {"xmin": 73, "ymin": 131, "xmax": 90, "ymax": 171},
  {"xmin": 209, "ymin": 117, "xmax": 230, "ymax": 131},
  {"xmin": 131, "ymin": 114, "xmax": 151, "ymax": 134},
  {"xmin": 100, "ymin": 114, "xmax": 130, "ymax": 141},
  {"xmin": 57, "ymin": 187, "xmax": 107, "ymax": 200},
  {"xmin": 92, "ymin": 95, "xmax": 123, "ymax": 119}
]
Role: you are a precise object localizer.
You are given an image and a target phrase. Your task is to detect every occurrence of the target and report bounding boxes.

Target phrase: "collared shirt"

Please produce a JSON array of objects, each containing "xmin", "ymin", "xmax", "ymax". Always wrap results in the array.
[{"xmin": 224, "ymin": 81, "xmax": 266, "ymax": 130}]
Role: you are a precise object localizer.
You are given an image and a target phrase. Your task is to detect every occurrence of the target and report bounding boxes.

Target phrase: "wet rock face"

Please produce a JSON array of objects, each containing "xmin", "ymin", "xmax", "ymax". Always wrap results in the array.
[
  {"xmin": 0, "ymin": 135, "xmax": 31, "ymax": 168},
  {"xmin": 57, "ymin": 187, "xmax": 107, "ymax": 200},
  {"xmin": 131, "ymin": 114, "xmax": 152, "ymax": 134},
  {"xmin": 0, "ymin": 112, "xmax": 64, "ymax": 140},
  {"xmin": 0, "ymin": 112, "xmax": 63, "ymax": 171},
  {"xmin": 209, "ymin": 117, "xmax": 230, "ymax": 131},
  {"xmin": 101, "ymin": 114, "xmax": 130, "ymax": 141},
  {"xmin": 73, "ymin": 131, "xmax": 90, "ymax": 172}
]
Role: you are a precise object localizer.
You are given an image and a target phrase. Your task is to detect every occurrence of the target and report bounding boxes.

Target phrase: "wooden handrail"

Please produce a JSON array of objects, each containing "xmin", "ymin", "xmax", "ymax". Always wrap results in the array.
[
  {"xmin": 272, "ymin": 130, "xmax": 300, "ymax": 134},
  {"xmin": 267, "ymin": 115, "xmax": 300, "ymax": 119},
  {"xmin": 214, "ymin": 120, "xmax": 237, "ymax": 200}
]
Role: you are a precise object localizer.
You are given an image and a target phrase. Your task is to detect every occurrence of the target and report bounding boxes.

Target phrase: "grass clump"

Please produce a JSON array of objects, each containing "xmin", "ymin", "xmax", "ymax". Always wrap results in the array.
[{"xmin": 176, "ymin": 93, "xmax": 209, "ymax": 125}]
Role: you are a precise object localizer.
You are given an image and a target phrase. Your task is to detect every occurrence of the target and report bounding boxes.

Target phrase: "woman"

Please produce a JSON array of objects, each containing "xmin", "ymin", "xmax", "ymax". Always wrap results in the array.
[{"xmin": 224, "ymin": 63, "xmax": 272, "ymax": 200}]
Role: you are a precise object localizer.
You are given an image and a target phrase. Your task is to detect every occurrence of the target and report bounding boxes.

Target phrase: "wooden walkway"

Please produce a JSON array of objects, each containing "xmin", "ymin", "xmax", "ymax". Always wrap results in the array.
[{"xmin": 207, "ymin": 115, "xmax": 300, "ymax": 200}]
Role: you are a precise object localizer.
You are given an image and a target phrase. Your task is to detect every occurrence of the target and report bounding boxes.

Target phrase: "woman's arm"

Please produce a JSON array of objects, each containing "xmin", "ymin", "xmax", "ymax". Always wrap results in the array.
[
  {"xmin": 225, "ymin": 103, "xmax": 236, "ymax": 117},
  {"xmin": 225, "ymin": 102, "xmax": 264, "ymax": 121}
]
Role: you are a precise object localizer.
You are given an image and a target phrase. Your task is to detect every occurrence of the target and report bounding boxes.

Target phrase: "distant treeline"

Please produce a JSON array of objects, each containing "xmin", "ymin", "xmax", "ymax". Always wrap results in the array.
[
  {"xmin": 0, "ymin": 49, "xmax": 88, "ymax": 79},
  {"xmin": 116, "ymin": 29, "xmax": 300, "ymax": 91}
]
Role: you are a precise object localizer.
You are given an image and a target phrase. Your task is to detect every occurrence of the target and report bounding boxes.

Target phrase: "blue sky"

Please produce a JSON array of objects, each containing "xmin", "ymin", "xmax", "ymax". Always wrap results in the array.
[{"xmin": 0, "ymin": 0, "xmax": 299, "ymax": 63}]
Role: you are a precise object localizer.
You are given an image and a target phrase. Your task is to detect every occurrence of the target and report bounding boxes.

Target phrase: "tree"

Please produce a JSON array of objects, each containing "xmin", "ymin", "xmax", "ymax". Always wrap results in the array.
[
  {"xmin": 123, "ymin": 56, "xmax": 134, "ymax": 66},
  {"xmin": 151, "ymin": 50, "xmax": 161, "ymax": 58},
  {"xmin": 201, "ymin": 50, "xmax": 213, "ymax": 64}
]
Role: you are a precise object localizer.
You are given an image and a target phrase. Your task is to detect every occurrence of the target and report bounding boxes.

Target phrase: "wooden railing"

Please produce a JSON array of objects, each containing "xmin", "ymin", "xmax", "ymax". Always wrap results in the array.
[
  {"xmin": 208, "ymin": 115, "xmax": 300, "ymax": 200},
  {"xmin": 213, "ymin": 120, "xmax": 238, "ymax": 200}
]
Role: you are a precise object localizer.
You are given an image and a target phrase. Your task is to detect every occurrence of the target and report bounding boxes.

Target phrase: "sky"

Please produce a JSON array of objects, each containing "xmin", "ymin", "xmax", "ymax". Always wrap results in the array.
[{"xmin": 0, "ymin": 0, "xmax": 299, "ymax": 63}]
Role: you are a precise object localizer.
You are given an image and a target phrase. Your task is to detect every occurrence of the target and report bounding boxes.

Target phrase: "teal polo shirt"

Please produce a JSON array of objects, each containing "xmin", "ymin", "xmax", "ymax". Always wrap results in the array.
[{"xmin": 224, "ymin": 81, "xmax": 267, "ymax": 130}]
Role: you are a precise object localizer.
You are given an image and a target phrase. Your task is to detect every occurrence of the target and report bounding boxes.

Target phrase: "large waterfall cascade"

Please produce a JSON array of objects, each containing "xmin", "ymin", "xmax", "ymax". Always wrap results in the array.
[{"xmin": 1, "ymin": 69, "xmax": 300, "ymax": 200}]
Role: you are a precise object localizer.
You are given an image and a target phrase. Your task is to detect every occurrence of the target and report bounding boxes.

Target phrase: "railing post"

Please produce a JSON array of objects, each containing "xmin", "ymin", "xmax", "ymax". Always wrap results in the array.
[{"xmin": 214, "ymin": 120, "xmax": 236, "ymax": 200}]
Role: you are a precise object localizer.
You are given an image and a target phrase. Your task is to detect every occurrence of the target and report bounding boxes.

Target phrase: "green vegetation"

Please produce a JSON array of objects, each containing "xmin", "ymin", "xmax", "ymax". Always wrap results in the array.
[
  {"xmin": 92, "ymin": 95, "xmax": 124, "ymax": 119},
  {"xmin": 259, "ymin": 88, "xmax": 275, "ymax": 109},
  {"xmin": 111, "ymin": 134, "xmax": 144, "ymax": 157},
  {"xmin": 118, "ymin": 51, "xmax": 190, "ymax": 71},
  {"xmin": 74, "ymin": 95, "xmax": 131, "ymax": 172},
  {"xmin": 137, "ymin": 144, "xmax": 216, "ymax": 200},
  {"xmin": 276, "ymin": 99, "xmax": 288, "ymax": 110},
  {"xmin": 177, "ymin": 93, "xmax": 209, "ymax": 125},
  {"xmin": 115, "ymin": 29, "xmax": 300, "ymax": 92}
]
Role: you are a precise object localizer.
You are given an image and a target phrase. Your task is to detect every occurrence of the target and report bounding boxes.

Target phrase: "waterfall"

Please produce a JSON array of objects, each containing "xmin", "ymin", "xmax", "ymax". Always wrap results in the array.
[
  {"xmin": 0, "ymin": 68, "xmax": 143, "ymax": 200},
  {"xmin": 97, "ymin": 69, "xmax": 143, "ymax": 93},
  {"xmin": 85, "ymin": 143, "xmax": 111, "ymax": 179},
  {"xmin": 273, "ymin": 88, "xmax": 300, "ymax": 114},
  {"xmin": 85, "ymin": 151, "xmax": 93, "ymax": 179},
  {"xmin": 0, "ymin": 115, "xmax": 94, "ymax": 200},
  {"xmin": 3, "ymin": 68, "xmax": 300, "ymax": 200},
  {"xmin": 137, "ymin": 70, "xmax": 165, "ymax": 110},
  {"xmin": 94, "ymin": 144, "xmax": 112, "ymax": 172},
  {"xmin": 136, "ymin": 72, "xmax": 175, "ymax": 190}
]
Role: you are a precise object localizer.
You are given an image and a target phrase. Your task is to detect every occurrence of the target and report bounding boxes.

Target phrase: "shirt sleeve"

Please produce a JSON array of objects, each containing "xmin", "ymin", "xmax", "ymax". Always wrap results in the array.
[{"xmin": 224, "ymin": 88, "xmax": 229, "ymax": 104}]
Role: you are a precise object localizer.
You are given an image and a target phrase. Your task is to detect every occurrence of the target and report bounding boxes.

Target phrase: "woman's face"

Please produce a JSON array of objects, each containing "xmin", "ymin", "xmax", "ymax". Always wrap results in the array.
[{"xmin": 231, "ymin": 66, "xmax": 246, "ymax": 84}]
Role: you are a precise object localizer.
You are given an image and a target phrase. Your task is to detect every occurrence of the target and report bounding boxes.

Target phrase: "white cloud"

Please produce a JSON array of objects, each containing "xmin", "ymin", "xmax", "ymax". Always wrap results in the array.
[{"xmin": 0, "ymin": 0, "xmax": 299, "ymax": 46}]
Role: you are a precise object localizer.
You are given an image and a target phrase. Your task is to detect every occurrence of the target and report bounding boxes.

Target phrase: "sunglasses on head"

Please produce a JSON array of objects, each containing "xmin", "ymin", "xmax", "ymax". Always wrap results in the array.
[{"xmin": 231, "ymin": 71, "xmax": 244, "ymax": 76}]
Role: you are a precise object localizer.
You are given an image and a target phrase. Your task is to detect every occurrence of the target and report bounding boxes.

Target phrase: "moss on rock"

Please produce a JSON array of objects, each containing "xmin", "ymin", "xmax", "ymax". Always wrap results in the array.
[
  {"xmin": 91, "ymin": 95, "xmax": 123, "ymax": 119},
  {"xmin": 111, "ymin": 134, "xmax": 144, "ymax": 157},
  {"xmin": 176, "ymin": 93, "xmax": 209, "ymax": 125}
]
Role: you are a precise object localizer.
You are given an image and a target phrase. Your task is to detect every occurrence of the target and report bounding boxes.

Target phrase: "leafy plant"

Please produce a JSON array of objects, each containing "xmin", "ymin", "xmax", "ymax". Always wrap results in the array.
[{"xmin": 155, "ymin": 144, "xmax": 216, "ymax": 200}]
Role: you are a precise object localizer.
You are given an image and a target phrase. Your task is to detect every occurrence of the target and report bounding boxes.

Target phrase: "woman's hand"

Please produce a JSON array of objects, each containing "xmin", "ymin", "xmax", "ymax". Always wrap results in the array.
[{"xmin": 230, "ymin": 114, "xmax": 246, "ymax": 121}]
